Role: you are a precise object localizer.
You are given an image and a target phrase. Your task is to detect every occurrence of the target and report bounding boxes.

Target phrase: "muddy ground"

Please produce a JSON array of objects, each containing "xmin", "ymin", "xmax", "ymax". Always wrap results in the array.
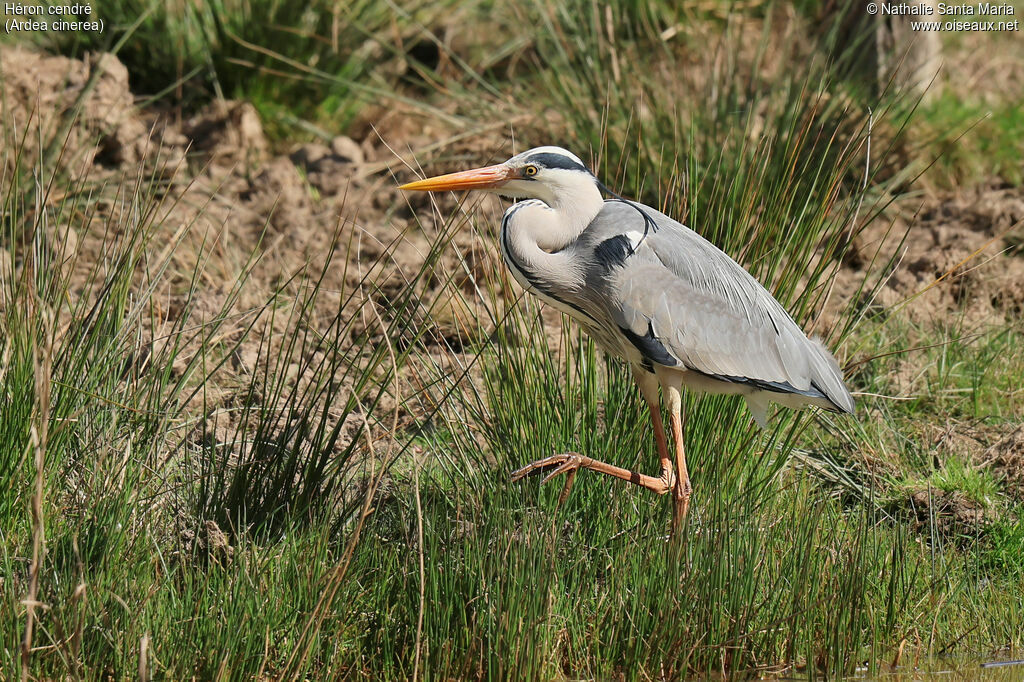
[{"xmin": 2, "ymin": 45, "xmax": 1022, "ymax": 513}]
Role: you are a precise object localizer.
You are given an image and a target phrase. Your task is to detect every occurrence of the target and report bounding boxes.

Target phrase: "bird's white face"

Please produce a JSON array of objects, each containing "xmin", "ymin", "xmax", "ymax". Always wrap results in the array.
[
  {"xmin": 399, "ymin": 146, "xmax": 595, "ymax": 205},
  {"xmin": 496, "ymin": 147, "xmax": 593, "ymax": 203}
]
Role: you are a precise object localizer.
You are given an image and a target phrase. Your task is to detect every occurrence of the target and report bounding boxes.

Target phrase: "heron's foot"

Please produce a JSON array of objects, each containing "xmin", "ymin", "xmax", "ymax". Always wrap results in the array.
[
  {"xmin": 510, "ymin": 452, "xmax": 587, "ymax": 505},
  {"xmin": 511, "ymin": 451, "xmax": 678, "ymax": 505},
  {"xmin": 510, "ymin": 452, "xmax": 588, "ymax": 484}
]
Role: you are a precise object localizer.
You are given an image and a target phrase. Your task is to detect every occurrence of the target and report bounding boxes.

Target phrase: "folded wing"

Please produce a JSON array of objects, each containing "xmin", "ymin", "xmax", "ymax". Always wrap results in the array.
[{"xmin": 577, "ymin": 201, "xmax": 854, "ymax": 415}]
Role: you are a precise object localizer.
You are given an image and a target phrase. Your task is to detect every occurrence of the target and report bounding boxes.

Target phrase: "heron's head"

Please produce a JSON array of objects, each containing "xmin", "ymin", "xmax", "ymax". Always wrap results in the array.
[{"xmin": 399, "ymin": 146, "xmax": 596, "ymax": 204}]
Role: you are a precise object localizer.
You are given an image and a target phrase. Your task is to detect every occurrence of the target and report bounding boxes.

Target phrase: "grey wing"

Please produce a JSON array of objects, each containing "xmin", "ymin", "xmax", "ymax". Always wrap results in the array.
[{"xmin": 578, "ymin": 201, "xmax": 855, "ymax": 415}]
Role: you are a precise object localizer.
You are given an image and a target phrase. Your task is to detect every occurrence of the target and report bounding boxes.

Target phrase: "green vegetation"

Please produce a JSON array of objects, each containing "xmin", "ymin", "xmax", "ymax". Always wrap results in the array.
[
  {"xmin": 3, "ymin": 0, "xmax": 1023, "ymax": 679},
  {"xmin": 916, "ymin": 97, "xmax": 1024, "ymax": 187},
  {"xmin": 25, "ymin": 0, "xmax": 472, "ymax": 135}
]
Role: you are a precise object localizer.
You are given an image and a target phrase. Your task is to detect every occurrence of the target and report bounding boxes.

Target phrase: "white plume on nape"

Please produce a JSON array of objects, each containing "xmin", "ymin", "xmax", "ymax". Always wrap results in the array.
[{"xmin": 509, "ymin": 146, "xmax": 586, "ymax": 169}]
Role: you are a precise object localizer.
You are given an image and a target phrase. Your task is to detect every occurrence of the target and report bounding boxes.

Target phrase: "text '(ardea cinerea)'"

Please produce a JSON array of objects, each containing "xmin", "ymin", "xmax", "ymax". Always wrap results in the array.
[{"xmin": 400, "ymin": 146, "xmax": 855, "ymax": 532}]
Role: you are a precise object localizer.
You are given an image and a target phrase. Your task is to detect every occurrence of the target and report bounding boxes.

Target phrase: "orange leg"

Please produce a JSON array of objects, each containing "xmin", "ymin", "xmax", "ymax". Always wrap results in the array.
[
  {"xmin": 663, "ymin": 379, "xmax": 692, "ymax": 530},
  {"xmin": 510, "ymin": 369, "xmax": 676, "ymax": 505},
  {"xmin": 509, "ymin": 451, "xmax": 674, "ymax": 496}
]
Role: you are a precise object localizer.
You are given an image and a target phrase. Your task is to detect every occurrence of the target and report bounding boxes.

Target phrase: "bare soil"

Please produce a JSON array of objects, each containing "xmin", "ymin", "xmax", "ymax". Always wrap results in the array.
[{"xmin": 836, "ymin": 182, "xmax": 1024, "ymax": 328}]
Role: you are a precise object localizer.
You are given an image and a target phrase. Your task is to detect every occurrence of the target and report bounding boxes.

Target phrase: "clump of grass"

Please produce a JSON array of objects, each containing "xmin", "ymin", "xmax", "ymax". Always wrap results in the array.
[
  {"xmin": 34, "ymin": 0, "xmax": 474, "ymax": 137},
  {"xmin": 919, "ymin": 457, "xmax": 1003, "ymax": 509},
  {"xmin": 0, "ymin": 109, "xmax": 468, "ymax": 677},
  {"xmin": 1, "ymin": 120, "xmax": 247, "ymax": 674},
  {"xmin": 982, "ymin": 518, "xmax": 1024, "ymax": 576}
]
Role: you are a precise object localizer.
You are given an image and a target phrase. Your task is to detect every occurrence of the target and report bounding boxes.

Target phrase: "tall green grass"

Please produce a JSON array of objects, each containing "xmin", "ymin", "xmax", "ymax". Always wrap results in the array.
[{"xmin": 335, "ymin": 307, "xmax": 1022, "ymax": 678}]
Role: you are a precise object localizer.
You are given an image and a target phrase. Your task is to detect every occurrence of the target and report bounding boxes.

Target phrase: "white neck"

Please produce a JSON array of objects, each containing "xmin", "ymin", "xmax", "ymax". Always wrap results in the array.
[
  {"xmin": 499, "ymin": 176, "xmax": 603, "ymax": 294},
  {"xmin": 509, "ymin": 171, "xmax": 603, "ymax": 249},
  {"xmin": 538, "ymin": 175, "xmax": 604, "ymax": 249}
]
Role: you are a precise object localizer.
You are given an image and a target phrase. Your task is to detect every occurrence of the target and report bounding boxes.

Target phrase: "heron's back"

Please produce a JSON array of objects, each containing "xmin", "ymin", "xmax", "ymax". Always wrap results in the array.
[{"xmin": 567, "ymin": 201, "xmax": 854, "ymax": 416}]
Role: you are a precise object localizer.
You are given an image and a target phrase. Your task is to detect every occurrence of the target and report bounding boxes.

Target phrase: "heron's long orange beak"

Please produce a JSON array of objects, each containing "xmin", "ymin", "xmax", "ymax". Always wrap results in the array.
[{"xmin": 399, "ymin": 164, "xmax": 512, "ymax": 192}]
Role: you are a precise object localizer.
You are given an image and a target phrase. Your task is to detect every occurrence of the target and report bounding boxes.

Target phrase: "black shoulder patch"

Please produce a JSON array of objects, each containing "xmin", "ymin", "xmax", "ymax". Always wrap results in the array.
[
  {"xmin": 526, "ymin": 152, "xmax": 589, "ymax": 173},
  {"xmin": 593, "ymin": 234, "xmax": 633, "ymax": 270},
  {"xmin": 620, "ymin": 322, "xmax": 678, "ymax": 368}
]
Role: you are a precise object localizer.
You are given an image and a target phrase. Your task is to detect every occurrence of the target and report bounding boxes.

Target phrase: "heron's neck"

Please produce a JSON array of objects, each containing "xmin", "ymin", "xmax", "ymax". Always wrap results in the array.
[
  {"xmin": 516, "ymin": 179, "xmax": 603, "ymax": 251},
  {"xmin": 500, "ymin": 182, "xmax": 602, "ymax": 293}
]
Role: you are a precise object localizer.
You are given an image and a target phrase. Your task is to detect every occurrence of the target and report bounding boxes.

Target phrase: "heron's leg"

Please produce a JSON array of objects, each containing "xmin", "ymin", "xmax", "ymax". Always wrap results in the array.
[
  {"xmin": 663, "ymin": 378, "xmax": 688, "ymax": 522},
  {"xmin": 510, "ymin": 368, "xmax": 676, "ymax": 501},
  {"xmin": 509, "ymin": 452, "xmax": 674, "ymax": 496},
  {"xmin": 634, "ymin": 368, "xmax": 677, "ymax": 491}
]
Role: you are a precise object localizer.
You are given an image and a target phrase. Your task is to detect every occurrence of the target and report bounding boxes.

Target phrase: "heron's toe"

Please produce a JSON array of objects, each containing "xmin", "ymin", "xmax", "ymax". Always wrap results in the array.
[{"xmin": 509, "ymin": 452, "xmax": 585, "ymax": 482}]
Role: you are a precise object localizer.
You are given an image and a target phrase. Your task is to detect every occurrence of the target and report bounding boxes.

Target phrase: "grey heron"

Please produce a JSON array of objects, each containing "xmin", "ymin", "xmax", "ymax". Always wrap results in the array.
[{"xmin": 400, "ymin": 146, "xmax": 854, "ymax": 530}]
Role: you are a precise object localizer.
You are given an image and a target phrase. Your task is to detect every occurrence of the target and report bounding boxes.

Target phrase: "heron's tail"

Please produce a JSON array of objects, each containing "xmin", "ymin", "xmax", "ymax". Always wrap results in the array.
[{"xmin": 806, "ymin": 337, "xmax": 855, "ymax": 414}]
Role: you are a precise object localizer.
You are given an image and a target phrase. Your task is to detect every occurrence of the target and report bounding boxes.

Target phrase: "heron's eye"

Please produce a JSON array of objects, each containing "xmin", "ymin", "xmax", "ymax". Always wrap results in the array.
[{"xmin": 523, "ymin": 165, "xmax": 538, "ymax": 177}]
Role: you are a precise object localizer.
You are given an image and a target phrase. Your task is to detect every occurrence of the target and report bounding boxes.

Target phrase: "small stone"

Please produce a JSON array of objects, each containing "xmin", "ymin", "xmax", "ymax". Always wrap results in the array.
[
  {"xmin": 290, "ymin": 143, "xmax": 331, "ymax": 170},
  {"xmin": 330, "ymin": 136, "xmax": 364, "ymax": 165}
]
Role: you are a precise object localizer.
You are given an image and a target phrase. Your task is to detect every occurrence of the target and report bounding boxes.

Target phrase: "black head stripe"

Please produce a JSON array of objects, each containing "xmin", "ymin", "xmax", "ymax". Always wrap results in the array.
[{"xmin": 525, "ymin": 152, "xmax": 589, "ymax": 173}]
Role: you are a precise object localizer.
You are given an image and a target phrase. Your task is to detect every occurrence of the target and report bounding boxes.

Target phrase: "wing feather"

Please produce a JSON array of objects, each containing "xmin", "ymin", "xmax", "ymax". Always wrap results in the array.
[{"xmin": 575, "ymin": 201, "xmax": 854, "ymax": 413}]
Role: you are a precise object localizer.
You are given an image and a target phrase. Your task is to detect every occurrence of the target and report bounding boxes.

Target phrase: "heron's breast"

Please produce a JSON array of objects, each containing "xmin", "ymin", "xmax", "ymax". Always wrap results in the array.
[{"xmin": 501, "ymin": 255, "xmax": 635, "ymax": 360}]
